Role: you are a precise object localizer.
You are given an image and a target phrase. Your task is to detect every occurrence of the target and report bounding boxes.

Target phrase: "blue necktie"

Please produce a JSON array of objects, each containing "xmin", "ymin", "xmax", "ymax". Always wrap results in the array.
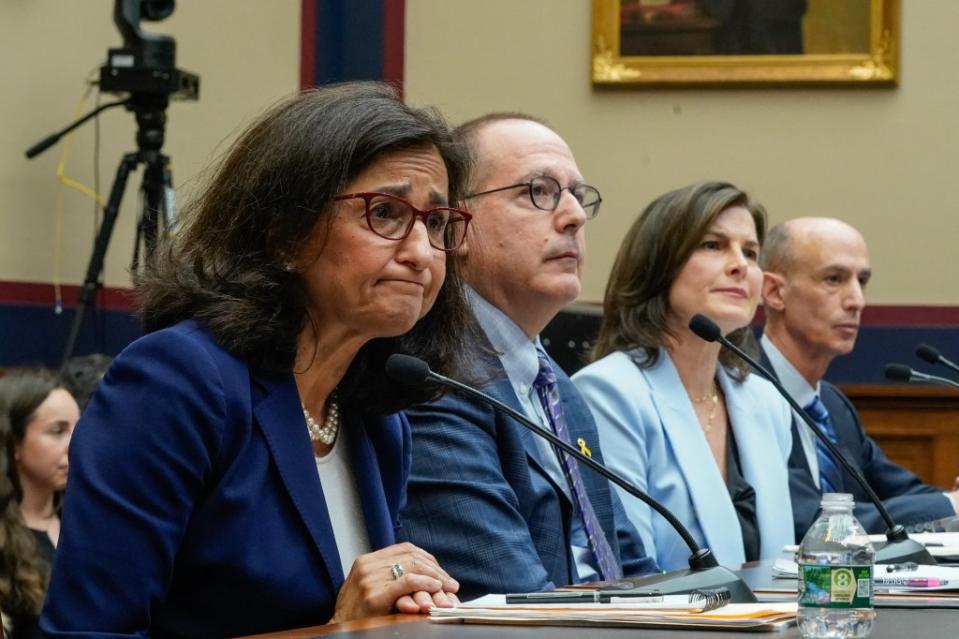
[
  {"xmin": 804, "ymin": 395, "xmax": 844, "ymax": 494},
  {"xmin": 533, "ymin": 349, "xmax": 622, "ymax": 581}
]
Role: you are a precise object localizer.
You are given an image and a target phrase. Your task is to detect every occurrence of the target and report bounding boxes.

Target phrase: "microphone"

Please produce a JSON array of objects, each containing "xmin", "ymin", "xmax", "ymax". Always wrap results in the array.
[
  {"xmin": 916, "ymin": 343, "xmax": 959, "ymax": 379},
  {"xmin": 688, "ymin": 314, "xmax": 936, "ymax": 565},
  {"xmin": 884, "ymin": 363, "xmax": 959, "ymax": 390},
  {"xmin": 386, "ymin": 353, "xmax": 758, "ymax": 602}
]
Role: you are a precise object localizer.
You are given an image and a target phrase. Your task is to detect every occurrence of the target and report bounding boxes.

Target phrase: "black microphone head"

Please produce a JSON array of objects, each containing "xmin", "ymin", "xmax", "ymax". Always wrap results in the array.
[
  {"xmin": 884, "ymin": 363, "xmax": 914, "ymax": 383},
  {"xmin": 385, "ymin": 354, "xmax": 431, "ymax": 386},
  {"xmin": 916, "ymin": 343, "xmax": 941, "ymax": 365},
  {"xmin": 688, "ymin": 314, "xmax": 722, "ymax": 343}
]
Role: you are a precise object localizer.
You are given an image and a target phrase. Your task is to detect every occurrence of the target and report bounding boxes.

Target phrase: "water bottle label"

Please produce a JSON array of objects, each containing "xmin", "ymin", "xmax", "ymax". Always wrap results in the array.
[{"xmin": 798, "ymin": 564, "xmax": 873, "ymax": 609}]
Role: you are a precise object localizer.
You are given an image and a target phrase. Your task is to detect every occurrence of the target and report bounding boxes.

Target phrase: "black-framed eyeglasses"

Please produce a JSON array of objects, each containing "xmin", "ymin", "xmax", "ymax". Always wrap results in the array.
[
  {"xmin": 334, "ymin": 192, "xmax": 472, "ymax": 252},
  {"xmin": 465, "ymin": 175, "xmax": 602, "ymax": 219}
]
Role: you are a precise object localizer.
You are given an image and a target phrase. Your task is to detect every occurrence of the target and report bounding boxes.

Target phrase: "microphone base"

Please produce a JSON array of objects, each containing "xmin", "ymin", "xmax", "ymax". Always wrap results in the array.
[
  {"xmin": 615, "ymin": 566, "xmax": 758, "ymax": 603},
  {"xmin": 874, "ymin": 538, "xmax": 937, "ymax": 565}
]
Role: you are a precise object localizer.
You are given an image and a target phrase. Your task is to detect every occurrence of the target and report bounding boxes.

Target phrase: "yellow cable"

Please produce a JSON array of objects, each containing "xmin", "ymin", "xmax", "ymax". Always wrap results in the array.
[
  {"xmin": 55, "ymin": 87, "xmax": 105, "ymax": 207},
  {"xmin": 52, "ymin": 82, "xmax": 105, "ymax": 313}
]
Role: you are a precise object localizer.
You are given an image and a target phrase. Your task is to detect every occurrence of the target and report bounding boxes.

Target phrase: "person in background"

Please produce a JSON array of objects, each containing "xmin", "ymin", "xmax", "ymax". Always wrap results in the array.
[
  {"xmin": 59, "ymin": 354, "xmax": 112, "ymax": 411},
  {"xmin": 399, "ymin": 113, "xmax": 658, "ymax": 600},
  {"xmin": 574, "ymin": 181, "xmax": 794, "ymax": 571},
  {"xmin": 1, "ymin": 369, "xmax": 79, "ymax": 639},
  {"xmin": 40, "ymin": 82, "xmax": 473, "ymax": 637},
  {"xmin": 759, "ymin": 217, "xmax": 959, "ymax": 541}
]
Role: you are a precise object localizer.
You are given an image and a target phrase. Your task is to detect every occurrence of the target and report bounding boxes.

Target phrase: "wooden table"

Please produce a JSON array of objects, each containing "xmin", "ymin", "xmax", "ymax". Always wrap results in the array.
[{"xmin": 242, "ymin": 607, "xmax": 957, "ymax": 638}]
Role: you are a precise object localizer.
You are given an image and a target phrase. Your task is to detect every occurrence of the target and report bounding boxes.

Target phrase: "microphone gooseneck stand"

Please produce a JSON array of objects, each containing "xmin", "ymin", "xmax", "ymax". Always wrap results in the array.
[
  {"xmin": 688, "ymin": 314, "xmax": 936, "ymax": 565},
  {"xmin": 916, "ymin": 344, "xmax": 959, "ymax": 378},
  {"xmin": 385, "ymin": 354, "xmax": 758, "ymax": 602},
  {"xmin": 885, "ymin": 363, "xmax": 959, "ymax": 391}
]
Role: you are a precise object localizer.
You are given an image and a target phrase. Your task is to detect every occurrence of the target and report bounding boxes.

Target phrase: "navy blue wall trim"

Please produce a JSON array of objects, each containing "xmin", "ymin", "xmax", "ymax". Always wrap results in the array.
[
  {"xmin": 303, "ymin": 0, "xmax": 405, "ymax": 88},
  {"xmin": 541, "ymin": 307, "xmax": 959, "ymax": 385},
  {"xmin": 824, "ymin": 326, "xmax": 959, "ymax": 385},
  {"xmin": 0, "ymin": 304, "xmax": 141, "ymax": 367},
  {"xmin": 2, "ymin": 298, "xmax": 957, "ymax": 379},
  {"xmin": 0, "ymin": 281, "xmax": 141, "ymax": 367}
]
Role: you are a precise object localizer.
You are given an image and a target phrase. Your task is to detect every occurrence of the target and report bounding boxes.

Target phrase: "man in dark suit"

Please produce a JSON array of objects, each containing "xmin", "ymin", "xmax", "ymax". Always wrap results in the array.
[
  {"xmin": 398, "ymin": 114, "xmax": 658, "ymax": 599},
  {"xmin": 759, "ymin": 217, "xmax": 958, "ymax": 541}
]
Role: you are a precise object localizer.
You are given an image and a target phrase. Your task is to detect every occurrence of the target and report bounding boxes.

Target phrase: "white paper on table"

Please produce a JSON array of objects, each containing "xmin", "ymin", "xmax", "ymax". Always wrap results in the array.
[{"xmin": 457, "ymin": 593, "xmax": 703, "ymax": 610}]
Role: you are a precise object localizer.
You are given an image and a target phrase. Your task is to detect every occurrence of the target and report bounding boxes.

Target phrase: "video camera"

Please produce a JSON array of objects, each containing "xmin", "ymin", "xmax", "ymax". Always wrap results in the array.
[{"xmin": 99, "ymin": 0, "xmax": 199, "ymax": 100}]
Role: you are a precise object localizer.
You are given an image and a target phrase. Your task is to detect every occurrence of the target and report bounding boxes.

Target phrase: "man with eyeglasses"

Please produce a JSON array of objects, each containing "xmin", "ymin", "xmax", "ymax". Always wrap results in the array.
[{"xmin": 398, "ymin": 113, "xmax": 658, "ymax": 599}]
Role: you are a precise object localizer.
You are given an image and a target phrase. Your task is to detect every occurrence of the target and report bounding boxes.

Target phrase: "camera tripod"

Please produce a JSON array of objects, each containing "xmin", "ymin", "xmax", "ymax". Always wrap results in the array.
[
  {"xmin": 26, "ymin": 94, "xmax": 176, "ymax": 369},
  {"xmin": 65, "ymin": 94, "xmax": 175, "ymax": 369},
  {"xmin": 23, "ymin": 0, "xmax": 198, "ymax": 370}
]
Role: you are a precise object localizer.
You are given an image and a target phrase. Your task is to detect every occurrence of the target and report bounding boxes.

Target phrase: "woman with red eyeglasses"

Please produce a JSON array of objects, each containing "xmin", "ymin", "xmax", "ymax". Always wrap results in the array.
[{"xmin": 41, "ymin": 82, "xmax": 474, "ymax": 638}]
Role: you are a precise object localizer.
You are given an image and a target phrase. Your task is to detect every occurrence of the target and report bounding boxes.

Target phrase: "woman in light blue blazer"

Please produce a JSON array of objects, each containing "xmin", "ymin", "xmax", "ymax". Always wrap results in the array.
[{"xmin": 573, "ymin": 181, "xmax": 793, "ymax": 572}]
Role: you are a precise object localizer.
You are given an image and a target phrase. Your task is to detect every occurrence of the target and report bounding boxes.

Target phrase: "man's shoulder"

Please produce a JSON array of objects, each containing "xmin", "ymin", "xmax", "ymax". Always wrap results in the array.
[
  {"xmin": 818, "ymin": 379, "xmax": 863, "ymax": 431},
  {"xmin": 820, "ymin": 379, "xmax": 854, "ymax": 408},
  {"xmin": 404, "ymin": 346, "xmax": 506, "ymax": 436},
  {"xmin": 735, "ymin": 368, "xmax": 787, "ymax": 403}
]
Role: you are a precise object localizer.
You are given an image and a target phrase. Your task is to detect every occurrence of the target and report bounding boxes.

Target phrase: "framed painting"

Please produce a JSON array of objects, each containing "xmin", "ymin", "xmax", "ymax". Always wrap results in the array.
[{"xmin": 592, "ymin": 0, "xmax": 899, "ymax": 86}]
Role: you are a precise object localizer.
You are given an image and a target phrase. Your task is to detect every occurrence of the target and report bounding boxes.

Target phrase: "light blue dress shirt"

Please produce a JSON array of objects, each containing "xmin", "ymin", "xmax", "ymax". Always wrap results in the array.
[{"xmin": 760, "ymin": 334, "xmax": 822, "ymax": 485}]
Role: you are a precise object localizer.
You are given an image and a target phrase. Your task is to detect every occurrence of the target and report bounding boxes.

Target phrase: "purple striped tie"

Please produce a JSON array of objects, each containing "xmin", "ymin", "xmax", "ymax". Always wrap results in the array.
[{"xmin": 533, "ymin": 349, "xmax": 622, "ymax": 581}]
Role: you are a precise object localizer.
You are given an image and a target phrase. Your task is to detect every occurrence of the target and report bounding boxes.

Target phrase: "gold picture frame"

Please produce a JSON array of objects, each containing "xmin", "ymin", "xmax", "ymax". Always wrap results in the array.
[{"xmin": 592, "ymin": 0, "xmax": 899, "ymax": 87}]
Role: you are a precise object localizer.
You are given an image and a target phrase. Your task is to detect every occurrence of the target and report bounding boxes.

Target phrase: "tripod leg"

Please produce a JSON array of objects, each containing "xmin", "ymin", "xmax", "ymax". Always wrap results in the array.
[
  {"xmin": 137, "ymin": 153, "xmax": 178, "ymax": 273},
  {"xmin": 134, "ymin": 155, "xmax": 164, "ymax": 272},
  {"xmin": 61, "ymin": 152, "xmax": 139, "ymax": 369},
  {"xmin": 160, "ymin": 154, "xmax": 176, "ymax": 231},
  {"xmin": 133, "ymin": 152, "xmax": 175, "ymax": 271}
]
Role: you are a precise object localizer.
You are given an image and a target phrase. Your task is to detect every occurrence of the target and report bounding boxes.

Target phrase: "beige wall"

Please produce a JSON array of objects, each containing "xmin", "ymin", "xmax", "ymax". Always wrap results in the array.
[
  {"xmin": 3, "ymin": 1, "xmax": 956, "ymax": 306},
  {"xmin": 405, "ymin": 0, "xmax": 958, "ymax": 305},
  {"xmin": 0, "ymin": 0, "xmax": 299, "ymax": 288}
]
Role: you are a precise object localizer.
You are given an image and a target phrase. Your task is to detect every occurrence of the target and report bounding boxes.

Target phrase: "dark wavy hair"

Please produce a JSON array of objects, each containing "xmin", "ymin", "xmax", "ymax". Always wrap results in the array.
[
  {"xmin": 0, "ymin": 369, "xmax": 62, "ymax": 616},
  {"xmin": 137, "ymin": 82, "xmax": 474, "ymax": 414},
  {"xmin": 592, "ymin": 181, "xmax": 767, "ymax": 380}
]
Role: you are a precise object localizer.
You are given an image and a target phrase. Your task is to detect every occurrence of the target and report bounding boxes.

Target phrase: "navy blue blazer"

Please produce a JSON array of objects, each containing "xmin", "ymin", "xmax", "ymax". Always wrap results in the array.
[
  {"xmin": 40, "ymin": 321, "xmax": 411, "ymax": 638},
  {"xmin": 759, "ymin": 346, "xmax": 953, "ymax": 541},
  {"xmin": 397, "ymin": 336, "xmax": 657, "ymax": 600}
]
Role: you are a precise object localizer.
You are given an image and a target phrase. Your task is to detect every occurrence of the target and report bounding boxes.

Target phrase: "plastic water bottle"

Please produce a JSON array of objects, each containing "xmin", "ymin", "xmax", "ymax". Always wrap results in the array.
[{"xmin": 797, "ymin": 493, "xmax": 875, "ymax": 638}]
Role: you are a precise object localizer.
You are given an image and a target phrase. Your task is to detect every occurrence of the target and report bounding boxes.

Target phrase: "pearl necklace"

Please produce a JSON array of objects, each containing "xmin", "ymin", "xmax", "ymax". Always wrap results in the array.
[{"xmin": 302, "ymin": 395, "xmax": 340, "ymax": 445}]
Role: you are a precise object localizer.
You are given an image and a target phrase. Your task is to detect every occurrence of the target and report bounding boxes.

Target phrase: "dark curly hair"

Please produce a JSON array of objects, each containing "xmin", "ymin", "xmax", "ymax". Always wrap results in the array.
[
  {"xmin": 0, "ymin": 369, "xmax": 62, "ymax": 617},
  {"xmin": 136, "ymin": 82, "xmax": 474, "ymax": 414},
  {"xmin": 592, "ymin": 181, "xmax": 767, "ymax": 380}
]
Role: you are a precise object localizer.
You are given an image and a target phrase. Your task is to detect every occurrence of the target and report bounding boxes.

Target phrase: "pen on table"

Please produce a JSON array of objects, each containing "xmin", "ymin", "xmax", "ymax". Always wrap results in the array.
[
  {"xmin": 505, "ymin": 590, "xmax": 663, "ymax": 604},
  {"xmin": 884, "ymin": 562, "xmax": 918, "ymax": 573},
  {"xmin": 875, "ymin": 578, "xmax": 950, "ymax": 588}
]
